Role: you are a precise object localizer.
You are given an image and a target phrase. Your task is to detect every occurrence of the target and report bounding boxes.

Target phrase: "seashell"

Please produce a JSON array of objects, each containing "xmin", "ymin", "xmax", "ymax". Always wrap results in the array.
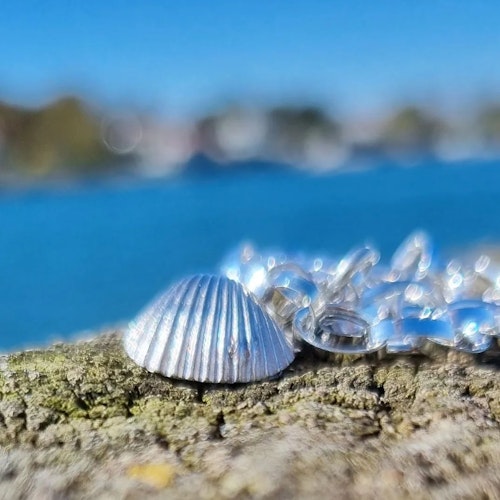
[{"xmin": 123, "ymin": 274, "xmax": 295, "ymax": 383}]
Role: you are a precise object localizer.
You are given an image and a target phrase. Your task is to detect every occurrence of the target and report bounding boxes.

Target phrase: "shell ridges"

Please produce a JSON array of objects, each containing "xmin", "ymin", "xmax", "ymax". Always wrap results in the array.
[{"xmin": 124, "ymin": 275, "xmax": 294, "ymax": 383}]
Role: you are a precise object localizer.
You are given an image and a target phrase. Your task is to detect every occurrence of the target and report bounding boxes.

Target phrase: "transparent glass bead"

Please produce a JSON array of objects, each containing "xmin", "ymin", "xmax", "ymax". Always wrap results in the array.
[
  {"xmin": 262, "ymin": 263, "xmax": 319, "ymax": 324},
  {"xmin": 294, "ymin": 304, "xmax": 385, "ymax": 354},
  {"xmin": 220, "ymin": 243, "xmax": 287, "ymax": 299},
  {"xmin": 448, "ymin": 300, "xmax": 496, "ymax": 353},
  {"xmin": 389, "ymin": 230, "xmax": 438, "ymax": 282}
]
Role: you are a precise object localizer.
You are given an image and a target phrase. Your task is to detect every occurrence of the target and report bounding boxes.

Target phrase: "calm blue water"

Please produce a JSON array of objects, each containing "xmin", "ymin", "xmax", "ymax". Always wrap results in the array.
[{"xmin": 1, "ymin": 159, "xmax": 500, "ymax": 351}]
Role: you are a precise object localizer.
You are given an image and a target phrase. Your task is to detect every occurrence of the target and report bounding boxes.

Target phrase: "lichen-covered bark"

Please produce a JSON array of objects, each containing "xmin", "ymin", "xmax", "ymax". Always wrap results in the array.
[{"xmin": 0, "ymin": 331, "xmax": 499, "ymax": 499}]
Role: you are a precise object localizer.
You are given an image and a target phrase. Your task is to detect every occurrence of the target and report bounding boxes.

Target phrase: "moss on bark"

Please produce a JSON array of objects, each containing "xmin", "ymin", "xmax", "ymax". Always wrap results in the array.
[{"xmin": 0, "ymin": 331, "xmax": 499, "ymax": 499}]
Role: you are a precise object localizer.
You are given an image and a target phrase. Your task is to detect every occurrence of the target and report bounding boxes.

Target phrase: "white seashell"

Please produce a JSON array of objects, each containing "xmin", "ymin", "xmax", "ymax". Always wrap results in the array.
[{"xmin": 123, "ymin": 275, "xmax": 295, "ymax": 383}]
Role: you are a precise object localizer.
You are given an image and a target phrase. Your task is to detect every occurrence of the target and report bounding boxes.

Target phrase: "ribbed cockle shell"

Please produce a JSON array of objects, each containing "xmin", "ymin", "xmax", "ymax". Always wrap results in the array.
[{"xmin": 123, "ymin": 275, "xmax": 295, "ymax": 383}]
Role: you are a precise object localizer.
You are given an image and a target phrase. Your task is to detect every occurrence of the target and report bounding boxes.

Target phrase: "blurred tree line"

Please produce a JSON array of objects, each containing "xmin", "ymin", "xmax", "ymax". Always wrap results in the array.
[
  {"xmin": 0, "ymin": 97, "xmax": 112, "ymax": 179},
  {"xmin": 2, "ymin": 95, "xmax": 500, "ymax": 182}
]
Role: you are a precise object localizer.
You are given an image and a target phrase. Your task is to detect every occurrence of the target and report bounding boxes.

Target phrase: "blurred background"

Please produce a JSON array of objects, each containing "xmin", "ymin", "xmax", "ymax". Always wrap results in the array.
[{"xmin": 1, "ymin": 1, "xmax": 500, "ymax": 350}]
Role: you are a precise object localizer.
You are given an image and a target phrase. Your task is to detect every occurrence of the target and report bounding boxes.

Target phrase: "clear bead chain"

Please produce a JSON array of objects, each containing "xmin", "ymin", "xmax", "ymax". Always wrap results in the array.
[{"xmin": 220, "ymin": 231, "xmax": 500, "ymax": 355}]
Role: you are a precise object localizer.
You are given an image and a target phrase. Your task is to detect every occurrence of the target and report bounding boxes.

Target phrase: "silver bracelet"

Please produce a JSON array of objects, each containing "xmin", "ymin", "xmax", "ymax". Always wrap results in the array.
[{"xmin": 123, "ymin": 231, "xmax": 500, "ymax": 384}]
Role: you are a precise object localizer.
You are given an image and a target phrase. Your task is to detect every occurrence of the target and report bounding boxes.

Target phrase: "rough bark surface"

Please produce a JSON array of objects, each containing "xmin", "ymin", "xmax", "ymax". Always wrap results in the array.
[{"xmin": 0, "ymin": 331, "xmax": 499, "ymax": 499}]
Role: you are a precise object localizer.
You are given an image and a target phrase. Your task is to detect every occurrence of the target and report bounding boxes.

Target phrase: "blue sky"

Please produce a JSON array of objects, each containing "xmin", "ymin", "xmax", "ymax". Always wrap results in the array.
[{"xmin": 1, "ymin": 1, "xmax": 500, "ymax": 117}]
